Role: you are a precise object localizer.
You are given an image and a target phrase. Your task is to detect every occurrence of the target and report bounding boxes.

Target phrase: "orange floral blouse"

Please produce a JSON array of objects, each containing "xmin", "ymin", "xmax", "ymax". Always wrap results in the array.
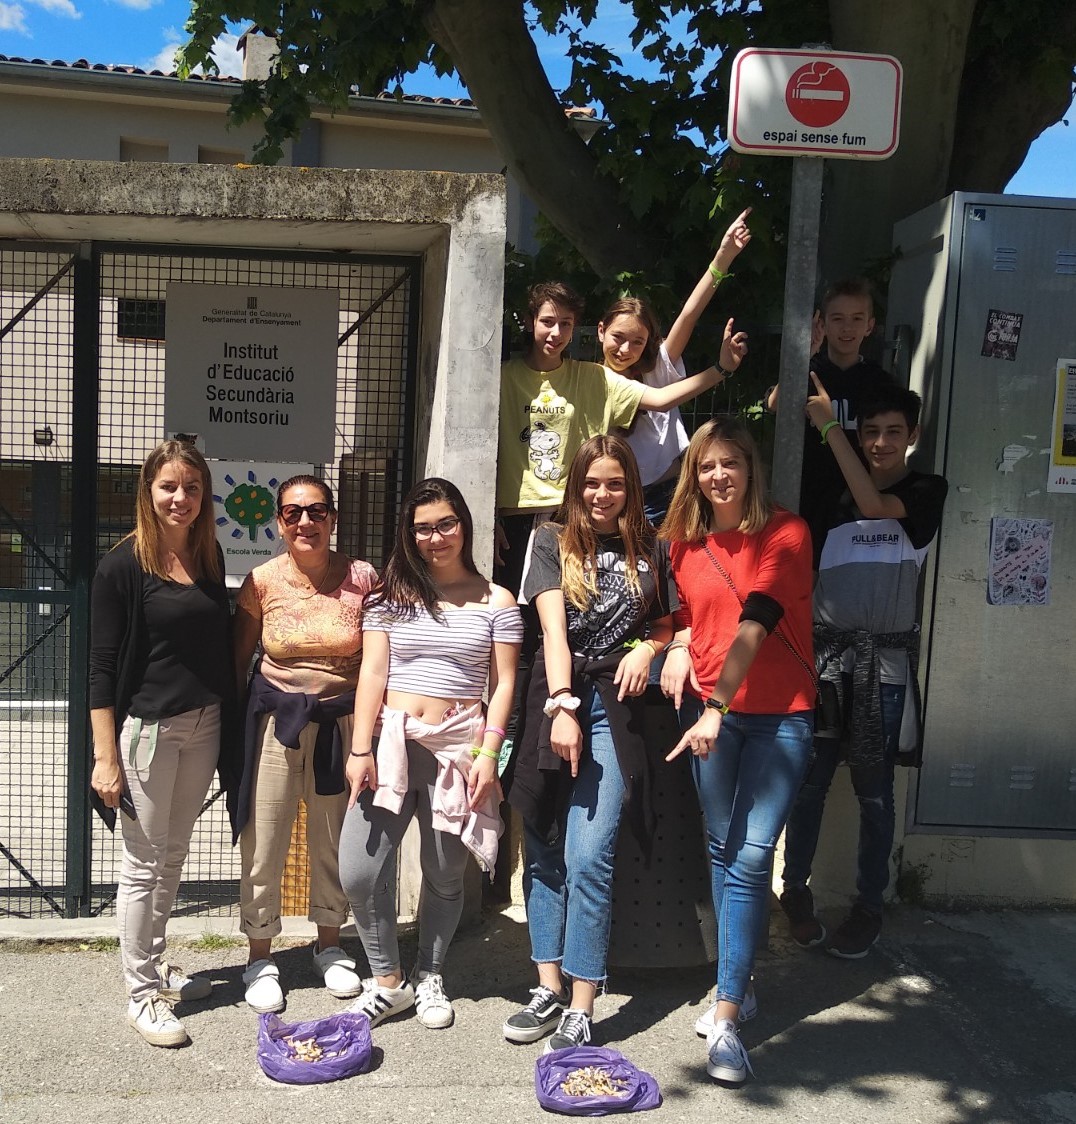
[{"xmin": 237, "ymin": 553, "xmax": 378, "ymax": 698}]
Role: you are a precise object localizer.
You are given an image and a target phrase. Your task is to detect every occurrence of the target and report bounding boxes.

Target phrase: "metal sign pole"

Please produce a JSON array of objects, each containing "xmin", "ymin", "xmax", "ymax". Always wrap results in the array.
[{"xmin": 771, "ymin": 155, "xmax": 824, "ymax": 511}]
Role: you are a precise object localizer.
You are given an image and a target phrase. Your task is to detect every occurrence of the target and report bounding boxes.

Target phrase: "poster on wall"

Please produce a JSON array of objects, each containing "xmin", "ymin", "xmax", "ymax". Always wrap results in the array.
[
  {"xmin": 211, "ymin": 461, "xmax": 314, "ymax": 584},
  {"xmin": 1047, "ymin": 358, "xmax": 1076, "ymax": 493},
  {"xmin": 980, "ymin": 309, "xmax": 1023, "ymax": 361},
  {"xmin": 164, "ymin": 284, "xmax": 339, "ymax": 462},
  {"xmin": 987, "ymin": 516, "xmax": 1053, "ymax": 606}
]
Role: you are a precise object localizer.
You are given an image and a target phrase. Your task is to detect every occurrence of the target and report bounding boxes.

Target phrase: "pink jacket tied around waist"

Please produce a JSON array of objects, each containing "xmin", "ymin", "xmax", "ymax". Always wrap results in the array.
[{"xmin": 371, "ymin": 703, "xmax": 503, "ymax": 874}]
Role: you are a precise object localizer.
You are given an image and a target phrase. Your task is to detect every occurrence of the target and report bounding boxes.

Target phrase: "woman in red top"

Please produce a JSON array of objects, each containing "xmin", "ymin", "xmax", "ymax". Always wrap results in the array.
[{"xmin": 660, "ymin": 417, "xmax": 814, "ymax": 1086}]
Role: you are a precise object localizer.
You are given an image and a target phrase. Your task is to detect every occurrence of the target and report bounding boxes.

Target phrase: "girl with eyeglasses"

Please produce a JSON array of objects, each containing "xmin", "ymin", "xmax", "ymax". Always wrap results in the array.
[
  {"xmin": 232, "ymin": 474, "xmax": 378, "ymax": 1014},
  {"xmin": 339, "ymin": 478, "xmax": 522, "ymax": 1030},
  {"xmin": 501, "ymin": 434, "xmax": 677, "ymax": 1052}
]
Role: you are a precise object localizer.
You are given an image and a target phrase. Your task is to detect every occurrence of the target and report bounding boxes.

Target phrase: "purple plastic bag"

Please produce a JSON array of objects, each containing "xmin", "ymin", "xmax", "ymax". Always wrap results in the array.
[
  {"xmin": 535, "ymin": 1046, "xmax": 662, "ymax": 1115},
  {"xmin": 256, "ymin": 1010, "xmax": 372, "ymax": 1085}
]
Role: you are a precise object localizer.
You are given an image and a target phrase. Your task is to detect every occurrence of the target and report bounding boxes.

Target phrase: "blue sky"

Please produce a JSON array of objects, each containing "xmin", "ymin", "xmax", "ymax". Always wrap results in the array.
[{"xmin": 1, "ymin": 0, "xmax": 1072, "ymax": 197}]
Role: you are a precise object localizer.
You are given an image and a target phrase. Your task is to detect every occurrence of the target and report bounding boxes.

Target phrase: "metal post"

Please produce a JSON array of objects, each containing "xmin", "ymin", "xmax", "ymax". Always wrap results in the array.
[
  {"xmin": 64, "ymin": 243, "xmax": 99, "ymax": 917},
  {"xmin": 771, "ymin": 156, "xmax": 824, "ymax": 511}
]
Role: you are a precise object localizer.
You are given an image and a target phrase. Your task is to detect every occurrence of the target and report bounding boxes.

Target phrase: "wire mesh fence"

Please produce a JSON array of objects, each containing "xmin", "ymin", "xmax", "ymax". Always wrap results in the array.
[{"xmin": 0, "ymin": 241, "xmax": 418, "ymax": 919}]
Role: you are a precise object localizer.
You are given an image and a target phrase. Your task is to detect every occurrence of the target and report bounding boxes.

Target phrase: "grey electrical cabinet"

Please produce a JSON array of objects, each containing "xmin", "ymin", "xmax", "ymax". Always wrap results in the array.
[{"xmin": 888, "ymin": 192, "xmax": 1076, "ymax": 835}]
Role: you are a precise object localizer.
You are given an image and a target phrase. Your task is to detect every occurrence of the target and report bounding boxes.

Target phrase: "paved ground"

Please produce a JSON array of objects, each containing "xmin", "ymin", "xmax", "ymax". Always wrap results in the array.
[{"xmin": 1, "ymin": 903, "xmax": 1074, "ymax": 1124}]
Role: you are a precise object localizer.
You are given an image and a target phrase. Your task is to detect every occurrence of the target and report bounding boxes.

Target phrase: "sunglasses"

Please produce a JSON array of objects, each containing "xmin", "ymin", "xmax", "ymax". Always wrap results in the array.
[
  {"xmin": 279, "ymin": 503, "xmax": 332, "ymax": 526},
  {"xmin": 410, "ymin": 516, "xmax": 461, "ymax": 540}
]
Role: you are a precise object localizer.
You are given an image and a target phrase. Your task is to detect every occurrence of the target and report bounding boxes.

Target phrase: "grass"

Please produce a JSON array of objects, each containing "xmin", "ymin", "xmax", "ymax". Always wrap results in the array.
[{"xmin": 187, "ymin": 930, "xmax": 245, "ymax": 951}]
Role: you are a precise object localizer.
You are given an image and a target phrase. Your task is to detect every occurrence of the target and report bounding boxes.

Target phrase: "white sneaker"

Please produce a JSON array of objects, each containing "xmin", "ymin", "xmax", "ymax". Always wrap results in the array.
[
  {"xmin": 694, "ymin": 987, "xmax": 758, "ymax": 1036},
  {"xmin": 243, "ymin": 958, "xmax": 285, "ymax": 1013},
  {"xmin": 128, "ymin": 995, "xmax": 188, "ymax": 1047},
  {"xmin": 706, "ymin": 1018, "xmax": 754, "ymax": 1084},
  {"xmin": 413, "ymin": 970, "xmax": 455, "ymax": 1029},
  {"xmin": 312, "ymin": 944, "xmax": 363, "ymax": 999},
  {"xmin": 158, "ymin": 961, "xmax": 212, "ymax": 1002},
  {"xmin": 347, "ymin": 977, "xmax": 416, "ymax": 1027}
]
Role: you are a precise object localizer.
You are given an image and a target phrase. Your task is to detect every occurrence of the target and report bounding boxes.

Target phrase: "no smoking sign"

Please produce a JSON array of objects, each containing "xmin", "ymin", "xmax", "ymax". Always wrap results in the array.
[
  {"xmin": 786, "ymin": 61, "xmax": 850, "ymax": 128},
  {"xmin": 729, "ymin": 48, "xmax": 902, "ymax": 160}
]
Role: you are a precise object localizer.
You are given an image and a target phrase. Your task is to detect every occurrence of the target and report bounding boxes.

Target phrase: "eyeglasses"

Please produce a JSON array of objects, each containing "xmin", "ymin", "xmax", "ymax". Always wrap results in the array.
[
  {"xmin": 410, "ymin": 516, "xmax": 461, "ymax": 540},
  {"xmin": 279, "ymin": 503, "xmax": 332, "ymax": 526}
]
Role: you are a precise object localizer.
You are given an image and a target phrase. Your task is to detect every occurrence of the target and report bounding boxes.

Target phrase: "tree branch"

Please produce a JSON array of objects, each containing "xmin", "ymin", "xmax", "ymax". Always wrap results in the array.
[{"xmin": 424, "ymin": 0, "xmax": 655, "ymax": 277}]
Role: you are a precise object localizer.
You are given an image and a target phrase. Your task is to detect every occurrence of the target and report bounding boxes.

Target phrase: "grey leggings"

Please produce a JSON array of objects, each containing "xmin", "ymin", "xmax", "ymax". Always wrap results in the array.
[{"xmin": 339, "ymin": 739, "xmax": 470, "ymax": 977}]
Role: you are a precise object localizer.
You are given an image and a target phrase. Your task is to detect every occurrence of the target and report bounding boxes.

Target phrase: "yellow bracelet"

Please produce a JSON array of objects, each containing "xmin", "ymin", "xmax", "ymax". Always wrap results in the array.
[
  {"xmin": 476, "ymin": 746, "xmax": 500, "ymax": 761},
  {"xmin": 470, "ymin": 745, "xmax": 484, "ymax": 757}
]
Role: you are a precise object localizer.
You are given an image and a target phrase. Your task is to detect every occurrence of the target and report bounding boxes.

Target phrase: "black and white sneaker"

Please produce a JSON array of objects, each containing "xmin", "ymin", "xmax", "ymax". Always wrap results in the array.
[
  {"xmin": 502, "ymin": 985, "xmax": 569, "ymax": 1043},
  {"xmin": 347, "ymin": 977, "xmax": 416, "ymax": 1026},
  {"xmin": 545, "ymin": 1008, "xmax": 593, "ymax": 1053}
]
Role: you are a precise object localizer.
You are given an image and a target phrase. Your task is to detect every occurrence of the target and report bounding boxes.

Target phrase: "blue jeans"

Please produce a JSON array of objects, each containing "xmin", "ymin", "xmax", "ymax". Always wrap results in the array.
[
  {"xmin": 782, "ymin": 682, "xmax": 906, "ymax": 912},
  {"xmin": 681, "ymin": 698, "xmax": 814, "ymax": 1006},
  {"xmin": 522, "ymin": 688, "xmax": 626, "ymax": 983},
  {"xmin": 642, "ymin": 477, "xmax": 677, "ymax": 528}
]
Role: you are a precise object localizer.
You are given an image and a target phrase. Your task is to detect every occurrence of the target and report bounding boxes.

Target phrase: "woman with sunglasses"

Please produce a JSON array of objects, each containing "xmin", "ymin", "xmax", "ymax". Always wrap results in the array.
[
  {"xmin": 232, "ymin": 475, "xmax": 378, "ymax": 1013},
  {"xmin": 339, "ymin": 478, "xmax": 521, "ymax": 1030}
]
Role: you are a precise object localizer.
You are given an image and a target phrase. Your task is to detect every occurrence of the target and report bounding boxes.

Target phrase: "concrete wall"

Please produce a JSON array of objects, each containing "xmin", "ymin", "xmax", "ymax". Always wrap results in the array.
[{"xmin": 0, "ymin": 66, "xmax": 533, "ymax": 250}]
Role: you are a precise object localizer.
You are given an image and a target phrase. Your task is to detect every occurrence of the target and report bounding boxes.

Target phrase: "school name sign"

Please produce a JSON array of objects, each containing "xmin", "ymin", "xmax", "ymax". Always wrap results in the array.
[
  {"xmin": 164, "ymin": 283, "xmax": 339, "ymax": 462},
  {"xmin": 728, "ymin": 48, "xmax": 903, "ymax": 160}
]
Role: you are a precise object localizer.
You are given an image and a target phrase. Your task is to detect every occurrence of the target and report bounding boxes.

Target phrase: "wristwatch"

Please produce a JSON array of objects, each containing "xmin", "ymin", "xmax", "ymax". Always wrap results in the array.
[{"xmin": 705, "ymin": 697, "xmax": 731, "ymax": 715}]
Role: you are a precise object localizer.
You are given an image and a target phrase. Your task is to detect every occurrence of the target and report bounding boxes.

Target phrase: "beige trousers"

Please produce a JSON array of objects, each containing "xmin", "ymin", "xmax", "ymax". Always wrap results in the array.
[
  {"xmin": 118, "ymin": 705, "xmax": 220, "ymax": 1001},
  {"xmin": 239, "ymin": 713, "xmax": 352, "ymax": 939}
]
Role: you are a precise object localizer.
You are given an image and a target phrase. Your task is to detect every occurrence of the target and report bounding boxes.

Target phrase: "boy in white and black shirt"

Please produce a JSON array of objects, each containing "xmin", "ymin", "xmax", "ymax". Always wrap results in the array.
[{"xmin": 780, "ymin": 382, "xmax": 948, "ymax": 959}]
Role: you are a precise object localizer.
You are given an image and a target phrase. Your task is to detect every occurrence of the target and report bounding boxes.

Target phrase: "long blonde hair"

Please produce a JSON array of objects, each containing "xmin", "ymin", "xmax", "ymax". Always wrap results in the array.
[
  {"xmin": 554, "ymin": 435, "xmax": 653, "ymax": 612},
  {"xmin": 125, "ymin": 440, "xmax": 221, "ymax": 582},
  {"xmin": 660, "ymin": 417, "xmax": 773, "ymax": 542}
]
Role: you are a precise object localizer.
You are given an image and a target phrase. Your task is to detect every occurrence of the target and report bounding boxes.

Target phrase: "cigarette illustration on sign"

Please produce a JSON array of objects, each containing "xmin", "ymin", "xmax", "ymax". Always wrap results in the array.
[
  {"xmin": 792, "ymin": 64, "xmax": 842, "ymax": 98},
  {"xmin": 786, "ymin": 62, "xmax": 850, "ymax": 128}
]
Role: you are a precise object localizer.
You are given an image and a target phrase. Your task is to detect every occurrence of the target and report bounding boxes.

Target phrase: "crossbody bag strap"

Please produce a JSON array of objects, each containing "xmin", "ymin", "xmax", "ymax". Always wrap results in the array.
[{"xmin": 701, "ymin": 540, "xmax": 818, "ymax": 697}]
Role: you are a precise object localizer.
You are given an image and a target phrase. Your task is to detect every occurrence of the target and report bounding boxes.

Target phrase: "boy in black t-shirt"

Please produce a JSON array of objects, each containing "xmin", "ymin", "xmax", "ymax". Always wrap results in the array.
[
  {"xmin": 779, "ymin": 384, "xmax": 948, "ymax": 959},
  {"xmin": 768, "ymin": 278, "xmax": 896, "ymax": 563}
]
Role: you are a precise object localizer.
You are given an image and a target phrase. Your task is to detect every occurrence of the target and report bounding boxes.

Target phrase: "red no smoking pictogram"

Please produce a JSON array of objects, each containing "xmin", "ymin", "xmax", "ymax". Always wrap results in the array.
[{"xmin": 785, "ymin": 61, "xmax": 850, "ymax": 128}]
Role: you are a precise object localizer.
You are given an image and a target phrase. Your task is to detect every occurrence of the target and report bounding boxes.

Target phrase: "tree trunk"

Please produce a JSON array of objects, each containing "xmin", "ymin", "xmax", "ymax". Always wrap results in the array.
[
  {"xmin": 424, "ymin": 0, "xmax": 654, "ymax": 278},
  {"xmin": 947, "ymin": 4, "xmax": 1076, "ymax": 192},
  {"xmin": 819, "ymin": 0, "xmax": 978, "ymax": 285}
]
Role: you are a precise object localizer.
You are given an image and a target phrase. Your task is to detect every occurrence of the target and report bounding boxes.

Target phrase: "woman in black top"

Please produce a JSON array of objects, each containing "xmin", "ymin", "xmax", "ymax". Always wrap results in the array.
[
  {"xmin": 502, "ymin": 434, "xmax": 677, "ymax": 1052},
  {"xmin": 89, "ymin": 439, "xmax": 232, "ymax": 1049}
]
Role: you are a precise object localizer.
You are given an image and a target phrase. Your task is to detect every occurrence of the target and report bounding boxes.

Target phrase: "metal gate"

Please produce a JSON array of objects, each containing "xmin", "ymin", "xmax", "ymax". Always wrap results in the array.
[{"xmin": 0, "ymin": 240, "xmax": 419, "ymax": 919}]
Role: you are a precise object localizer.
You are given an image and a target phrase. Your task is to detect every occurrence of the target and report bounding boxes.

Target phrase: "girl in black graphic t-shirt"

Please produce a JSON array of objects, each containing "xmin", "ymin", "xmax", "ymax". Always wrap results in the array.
[{"xmin": 502, "ymin": 434, "xmax": 677, "ymax": 1053}]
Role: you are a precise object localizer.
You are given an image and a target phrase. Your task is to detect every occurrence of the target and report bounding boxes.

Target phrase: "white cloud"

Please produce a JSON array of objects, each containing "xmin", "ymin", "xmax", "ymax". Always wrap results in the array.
[
  {"xmin": 111, "ymin": 0, "xmax": 159, "ymax": 10},
  {"xmin": 146, "ymin": 28, "xmax": 241, "ymax": 77},
  {"xmin": 27, "ymin": 0, "xmax": 80, "ymax": 16},
  {"xmin": 146, "ymin": 34, "xmax": 181, "ymax": 73},
  {"xmin": 0, "ymin": 2, "xmax": 28, "ymax": 32},
  {"xmin": 210, "ymin": 31, "xmax": 242, "ymax": 78}
]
